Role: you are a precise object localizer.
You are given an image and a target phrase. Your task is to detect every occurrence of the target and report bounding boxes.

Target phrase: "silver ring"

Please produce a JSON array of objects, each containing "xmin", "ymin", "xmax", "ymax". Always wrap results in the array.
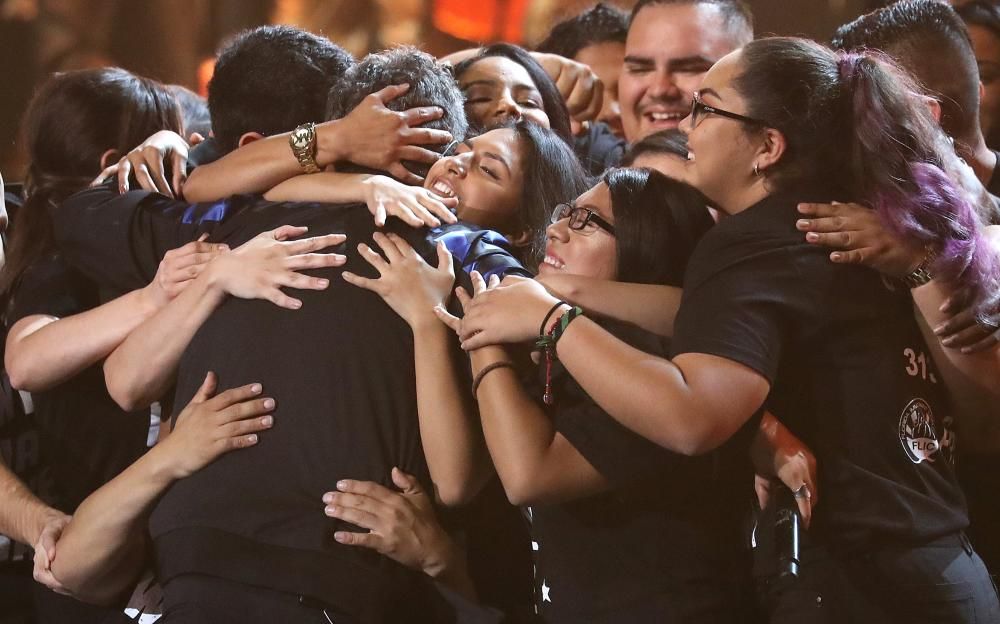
[{"xmin": 792, "ymin": 484, "xmax": 811, "ymax": 500}]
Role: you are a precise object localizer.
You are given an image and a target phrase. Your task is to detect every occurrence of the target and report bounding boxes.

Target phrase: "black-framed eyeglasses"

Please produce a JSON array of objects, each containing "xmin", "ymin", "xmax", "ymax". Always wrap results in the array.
[
  {"xmin": 551, "ymin": 203, "xmax": 616, "ymax": 236},
  {"xmin": 689, "ymin": 92, "xmax": 768, "ymax": 128}
]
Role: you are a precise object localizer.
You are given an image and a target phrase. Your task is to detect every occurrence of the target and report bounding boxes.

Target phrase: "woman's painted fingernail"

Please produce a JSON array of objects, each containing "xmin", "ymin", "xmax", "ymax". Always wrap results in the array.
[
  {"xmin": 796, "ymin": 219, "xmax": 810, "ymax": 229},
  {"xmin": 805, "ymin": 232, "xmax": 819, "ymax": 242},
  {"xmin": 263, "ymin": 398, "xmax": 275, "ymax": 409},
  {"xmin": 322, "ymin": 492, "xmax": 333, "ymax": 504},
  {"xmin": 251, "ymin": 384, "xmax": 262, "ymax": 394},
  {"xmin": 261, "ymin": 415, "xmax": 273, "ymax": 426}
]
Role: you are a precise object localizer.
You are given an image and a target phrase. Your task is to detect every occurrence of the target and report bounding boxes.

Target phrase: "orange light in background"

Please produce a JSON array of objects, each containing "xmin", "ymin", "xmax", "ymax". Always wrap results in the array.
[
  {"xmin": 197, "ymin": 57, "xmax": 215, "ymax": 97},
  {"xmin": 432, "ymin": 0, "xmax": 529, "ymax": 44}
]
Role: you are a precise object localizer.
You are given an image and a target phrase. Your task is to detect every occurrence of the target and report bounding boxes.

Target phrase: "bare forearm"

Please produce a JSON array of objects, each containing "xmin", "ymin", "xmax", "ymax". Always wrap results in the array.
[
  {"xmin": 184, "ymin": 121, "xmax": 347, "ymax": 202},
  {"xmin": 543, "ymin": 277, "xmax": 681, "ymax": 336},
  {"xmin": 264, "ymin": 172, "xmax": 371, "ymax": 203},
  {"xmin": 5, "ymin": 289, "xmax": 159, "ymax": 393},
  {"xmin": 471, "ymin": 345, "xmax": 611, "ymax": 506},
  {"xmin": 49, "ymin": 444, "xmax": 176, "ymax": 603},
  {"xmin": 913, "ymin": 283, "xmax": 1000, "ymax": 451},
  {"xmin": 555, "ymin": 318, "xmax": 766, "ymax": 455},
  {"xmin": 0, "ymin": 461, "xmax": 60, "ymax": 546},
  {"xmin": 105, "ymin": 274, "xmax": 226, "ymax": 410},
  {"xmin": 413, "ymin": 322, "xmax": 488, "ymax": 505}
]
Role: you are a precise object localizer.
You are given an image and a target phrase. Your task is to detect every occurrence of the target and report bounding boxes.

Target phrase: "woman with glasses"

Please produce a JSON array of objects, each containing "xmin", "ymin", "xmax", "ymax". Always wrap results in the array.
[
  {"xmin": 342, "ymin": 168, "xmax": 762, "ymax": 622},
  {"xmin": 454, "ymin": 37, "xmax": 1000, "ymax": 622}
]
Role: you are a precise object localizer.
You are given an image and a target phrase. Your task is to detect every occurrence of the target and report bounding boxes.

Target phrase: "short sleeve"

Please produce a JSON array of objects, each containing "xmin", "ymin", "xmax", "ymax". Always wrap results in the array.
[
  {"xmin": 671, "ymin": 247, "xmax": 804, "ymax": 383},
  {"xmin": 6, "ymin": 256, "xmax": 94, "ymax": 326},
  {"xmin": 551, "ymin": 321, "xmax": 688, "ymax": 485}
]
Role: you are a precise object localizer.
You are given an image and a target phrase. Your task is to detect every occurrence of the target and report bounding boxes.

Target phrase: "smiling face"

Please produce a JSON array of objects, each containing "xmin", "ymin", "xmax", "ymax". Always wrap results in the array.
[
  {"xmin": 539, "ymin": 182, "xmax": 617, "ymax": 280},
  {"xmin": 619, "ymin": 3, "xmax": 742, "ymax": 143},
  {"xmin": 459, "ymin": 56, "xmax": 552, "ymax": 131},
  {"xmin": 424, "ymin": 128, "xmax": 526, "ymax": 234},
  {"xmin": 679, "ymin": 50, "xmax": 763, "ymax": 214}
]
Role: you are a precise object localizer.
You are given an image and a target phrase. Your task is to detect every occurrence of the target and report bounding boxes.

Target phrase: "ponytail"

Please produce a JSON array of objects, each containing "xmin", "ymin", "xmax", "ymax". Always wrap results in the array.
[
  {"xmin": 736, "ymin": 37, "xmax": 999, "ymax": 315},
  {"xmin": 842, "ymin": 50, "xmax": 1000, "ymax": 315}
]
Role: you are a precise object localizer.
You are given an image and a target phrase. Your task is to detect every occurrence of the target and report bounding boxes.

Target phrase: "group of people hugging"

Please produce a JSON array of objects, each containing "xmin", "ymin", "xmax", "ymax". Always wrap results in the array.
[{"xmin": 2, "ymin": 0, "xmax": 1000, "ymax": 622}]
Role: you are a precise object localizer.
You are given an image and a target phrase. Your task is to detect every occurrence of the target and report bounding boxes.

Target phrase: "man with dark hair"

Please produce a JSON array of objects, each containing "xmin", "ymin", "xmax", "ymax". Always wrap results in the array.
[
  {"xmin": 619, "ymin": 0, "xmax": 753, "ymax": 144},
  {"xmin": 833, "ymin": 0, "xmax": 1000, "ymax": 191},
  {"xmin": 51, "ymin": 49, "xmax": 519, "ymax": 623},
  {"xmin": 207, "ymin": 25, "xmax": 354, "ymax": 154},
  {"xmin": 956, "ymin": 1, "xmax": 1000, "ymax": 149},
  {"xmin": 537, "ymin": 3, "xmax": 630, "ymax": 138}
]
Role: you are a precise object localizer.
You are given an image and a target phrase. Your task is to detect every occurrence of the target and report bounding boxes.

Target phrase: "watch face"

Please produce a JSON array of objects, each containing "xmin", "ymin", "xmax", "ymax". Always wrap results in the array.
[{"xmin": 291, "ymin": 129, "xmax": 309, "ymax": 149}]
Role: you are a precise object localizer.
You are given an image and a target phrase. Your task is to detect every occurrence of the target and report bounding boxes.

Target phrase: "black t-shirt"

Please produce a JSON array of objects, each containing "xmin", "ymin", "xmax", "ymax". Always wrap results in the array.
[
  {"xmin": 525, "ymin": 320, "xmax": 754, "ymax": 623},
  {"xmin": 672, "ymin": 193, "xmax": 967, "ymax": 550},
  {"xmin": 573, "ymin": 122, "xmax": 626, "ymax": 176},
  {"xmin": 51, "ymin": 185, "xmax": 529, "ymax": 621},
  {"xmin": 4, "ymin": 255, "xmax": 149, "ymax": 514},
  {"xmin": 146, "ymin": 203, "xmax": 444, "ymax": 621}
]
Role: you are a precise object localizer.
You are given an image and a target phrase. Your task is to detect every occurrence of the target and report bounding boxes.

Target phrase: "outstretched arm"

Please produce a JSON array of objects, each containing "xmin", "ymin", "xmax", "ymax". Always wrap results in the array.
[
  {"xmin": 343, "ymin": 233, "xmax": 490, "ymax": 505},
  {"xmin": 537, "ymin": 273, "xmax": 682, "ymax": 337},
  {"xmin": 184, "ymin": 84, "xmax": 453, "ymax": 201},
  {"xmin": 5, "ymin": 239, "xmax": 222, "ymax": 393},
  {"xmin": 105, "ymin": 227, "xmax": 346, "ymax": 411},
  {"xmin": 45, "ymin": 374, "xmax": 275, "ymax": 604},
  {"xmin": 443, "ymin": 277, "xmax": 770, "ymax": 456}
]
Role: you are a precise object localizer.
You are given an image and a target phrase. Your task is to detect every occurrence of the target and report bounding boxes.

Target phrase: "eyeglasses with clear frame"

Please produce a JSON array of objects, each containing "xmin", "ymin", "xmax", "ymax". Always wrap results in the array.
[
  {"xmin": 689, "ymin": 91, "xmax": 769, "ymax": 128},
  {"xmin": 551, "ymin": 202, "xmax": 616, "ymax": 236}
]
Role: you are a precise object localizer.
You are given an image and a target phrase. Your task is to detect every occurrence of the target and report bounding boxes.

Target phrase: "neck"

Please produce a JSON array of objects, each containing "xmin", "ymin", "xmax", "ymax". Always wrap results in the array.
[
  {"xmin": 721, "ymin": 180, "xmax": 771, "ymax": 216},
  {"xmin": 955, "ymin": 134, "xmax": 997, "ymax": 185}
]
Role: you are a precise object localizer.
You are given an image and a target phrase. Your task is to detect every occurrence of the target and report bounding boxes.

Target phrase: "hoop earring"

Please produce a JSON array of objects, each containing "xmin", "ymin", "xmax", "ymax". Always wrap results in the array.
[{"xmin": 753, "ymin": 162, "xmax": 760, "ymax": 177}]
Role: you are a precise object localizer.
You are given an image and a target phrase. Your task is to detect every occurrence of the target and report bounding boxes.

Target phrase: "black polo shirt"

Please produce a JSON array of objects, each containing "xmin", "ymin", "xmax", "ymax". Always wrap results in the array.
[{"xmin": 672, "ymin": 193, "xmax": 967, "ymax": 551}]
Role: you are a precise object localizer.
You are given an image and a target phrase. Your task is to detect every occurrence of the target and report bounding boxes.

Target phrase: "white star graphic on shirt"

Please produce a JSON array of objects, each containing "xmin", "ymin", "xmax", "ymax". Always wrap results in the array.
[{"xmin": 541, "ymin": 581, "xmax": 552, "ymax": 603}]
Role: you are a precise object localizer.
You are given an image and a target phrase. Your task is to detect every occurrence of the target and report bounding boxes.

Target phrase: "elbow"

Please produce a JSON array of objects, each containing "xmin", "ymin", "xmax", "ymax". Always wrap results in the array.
[
  {"xmin": 434, "ymin": 482, "xmax": 476, "ymax": 508},
  {"xmin": 103, "ymin": 364, "xmax": 148, "ymax": 413},
  {"xmin": 6, "ymin": 356, "xmax": 47, "ymax": 393},
  {"xmin": 498, "ymin": 470, "xmax": 545, "ymax": 507}
]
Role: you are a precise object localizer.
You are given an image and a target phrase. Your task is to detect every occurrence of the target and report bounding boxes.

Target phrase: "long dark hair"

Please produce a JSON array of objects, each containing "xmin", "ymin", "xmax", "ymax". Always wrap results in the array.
[
  {"xmin": 0, "ymin": 68, "xmax": 182, "ymax": 301},
  {"xmin": 453, "ymin": 43, "xmax": 574, "ymax": 145},
  {"xmin": 603, "ymin": 168, "xmax": 713, "ymax": 286},
  {"xmin": 510, "ymin": 120, "xmax": 590, "ymax": 270},
  {"xmin": 734, "ymin": 36, "xmax": 999, "ymax": 315}
]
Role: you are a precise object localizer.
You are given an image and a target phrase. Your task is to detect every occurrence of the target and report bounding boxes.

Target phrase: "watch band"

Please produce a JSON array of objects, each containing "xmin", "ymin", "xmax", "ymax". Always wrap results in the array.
[
  {"xmin": 901, "ymin": 248, "xmax": 935, "ymax": 289},
  {"xmin": 289, "ymin": 123, "xmax": 320, "ymax": 174}
]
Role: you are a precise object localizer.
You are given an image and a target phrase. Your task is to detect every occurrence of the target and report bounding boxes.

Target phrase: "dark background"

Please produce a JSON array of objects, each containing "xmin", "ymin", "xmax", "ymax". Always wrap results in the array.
[{"xmin": 0, "ymin": 0, "xmax": 902, "ymax": 179}]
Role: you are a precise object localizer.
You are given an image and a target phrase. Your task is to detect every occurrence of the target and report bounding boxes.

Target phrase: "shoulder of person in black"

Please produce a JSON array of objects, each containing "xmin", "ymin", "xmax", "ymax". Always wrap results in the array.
[
  {"xmin": 672, "ymin": 192, "xmax": 967, "ymax": 548},
  {"xmin": 572, "ymin": 121, "xmax": 626, "ymax": 176},
  {"xmin": 535, "ymin": 316, "xmax": 756, "ymax": 527}
]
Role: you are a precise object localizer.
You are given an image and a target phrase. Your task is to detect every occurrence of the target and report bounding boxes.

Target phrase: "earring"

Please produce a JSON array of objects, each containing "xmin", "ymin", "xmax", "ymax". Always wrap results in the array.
[{"xmin": 753, "ymin": 162, "xmax": 760, "ymax": 177}]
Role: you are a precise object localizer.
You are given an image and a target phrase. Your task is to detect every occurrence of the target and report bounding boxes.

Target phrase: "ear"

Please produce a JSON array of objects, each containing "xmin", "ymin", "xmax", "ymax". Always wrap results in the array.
[
  {"xmin": 99, "ymin": 149, "xmax": 121, "ymax": 171},
  {"xmin": 754, "ymin": 127, "xmax": 786, "ymax": 175},
  {"xmin": 925, "ymin": 96, "xmax": 942, "ymax": 124},
  {"xmin": 237, "ymin": 132, "xmax": 265, "ymax": 148},
  {"xmin": 507, "ymin": 228, "xmax": 534, "ymax": 248}
]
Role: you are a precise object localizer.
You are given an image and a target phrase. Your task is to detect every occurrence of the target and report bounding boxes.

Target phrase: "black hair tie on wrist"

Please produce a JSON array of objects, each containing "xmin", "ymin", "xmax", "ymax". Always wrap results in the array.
[{"xmin": 539, "ymin": 301, "xmax": 568, "ymax": 337}]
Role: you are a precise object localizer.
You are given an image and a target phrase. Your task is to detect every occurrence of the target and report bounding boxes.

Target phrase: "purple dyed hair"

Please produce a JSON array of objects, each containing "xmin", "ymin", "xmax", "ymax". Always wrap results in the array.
[{"xmin": 736, "ymin": 38, "xmax": 1000, "ymax": 315}]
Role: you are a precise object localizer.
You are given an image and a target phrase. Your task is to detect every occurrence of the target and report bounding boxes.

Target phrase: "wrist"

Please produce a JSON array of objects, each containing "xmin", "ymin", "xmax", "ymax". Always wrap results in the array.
[
  {"xmin": 315, "ymin": 119, "xmax": 346, "ymax": 167},
  {"xmin": 410, "ymin": 312, "xmax": 447, "ymax": 334},
  {"xmin": 23, "ymin": 503, "xmax": 64, "ymax": 547},
  {"xmin": 421, "ymin": 533, "xmax": 462, "ymax": 580},
  {"xmin": 146, "ymin": 439, "xmax": 191, "ymax": 483}
]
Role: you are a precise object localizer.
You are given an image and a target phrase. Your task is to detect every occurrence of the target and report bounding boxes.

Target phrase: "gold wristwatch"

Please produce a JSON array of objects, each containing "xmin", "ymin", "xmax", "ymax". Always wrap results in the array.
[
  {"xmin": 902, "ymin": 247, "xmax": 935, "ymax": 289},
  {"xmin": 289, "ymin": 123, "xmax": 320, "ymax": 173}
]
